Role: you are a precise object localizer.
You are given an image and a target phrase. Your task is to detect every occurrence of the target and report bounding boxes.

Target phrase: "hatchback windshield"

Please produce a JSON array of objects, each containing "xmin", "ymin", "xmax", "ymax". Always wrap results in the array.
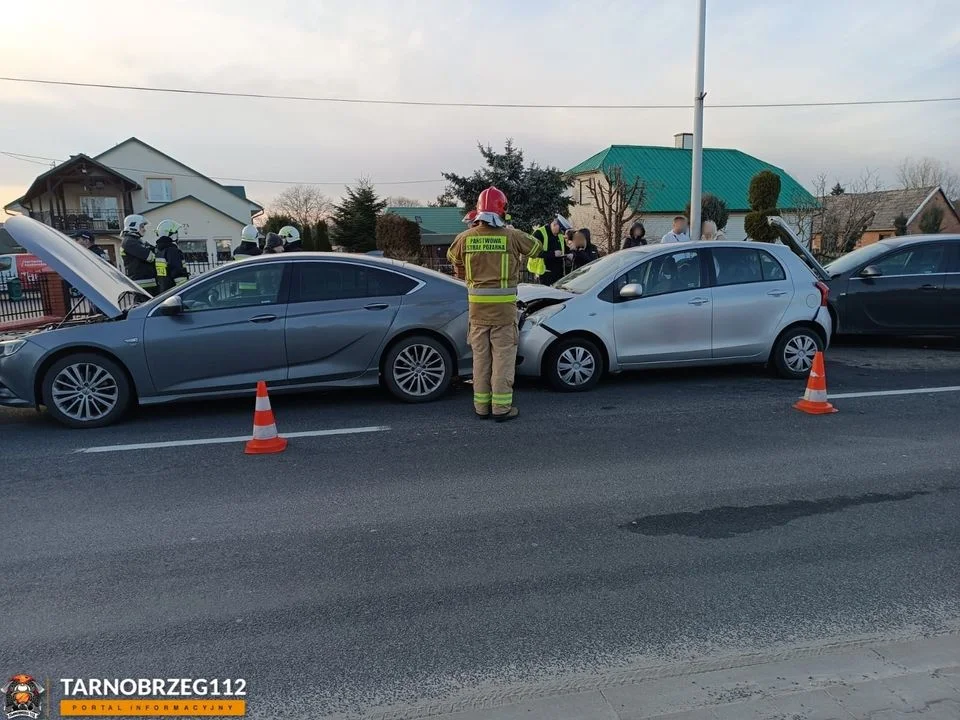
[
  {"xmin": 554, "ymin": 252, "xmax": 637, "ymax": 293},
  {"xmin": 824, "ymin": 243, "xmax": 892, "ymax": 277}
]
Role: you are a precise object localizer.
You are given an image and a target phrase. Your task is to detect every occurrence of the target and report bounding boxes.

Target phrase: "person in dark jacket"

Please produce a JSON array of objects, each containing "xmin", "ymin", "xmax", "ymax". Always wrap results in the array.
[
  {"xmin": 263, "ymin": 232, "xmax": 286, "ymax": 254},
  {"xmin": 120, "ymin": 214, "xmax": 158, "ymax": 295},
  {"xmin": 71, "ymin": 230, "xmax": 107, "ymax": 260},
  {"xmin": 621, "ymin": 220, "xmax": 648, "ymax": 249},
  {"xmin": 279, "ymin": 225, "xmax": 303, "ymax": 252},
  {"xmin": 155, "ymin": 234, "xmax": 189, "ymax": 292},
  {"xmin": 532, "ymin": 214, "xmax": 572, "ymax": 285},
  {"xmin": 567, "ymin": 228, "xmax": 600, "ymax": 270},
  {"xmin": 234, "ymin": 224, "xmax": 263, "ymax": 260}
]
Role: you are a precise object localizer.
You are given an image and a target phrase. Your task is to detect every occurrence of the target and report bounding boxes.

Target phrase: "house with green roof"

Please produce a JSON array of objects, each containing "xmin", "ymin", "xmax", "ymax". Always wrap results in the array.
[
  {"xmin": 567, "ymin": 134, "xmax": 816, "ymax": 250},
  {"xmin": 384, "ymin": 206, "xmax": 466, "ymax": 246}
]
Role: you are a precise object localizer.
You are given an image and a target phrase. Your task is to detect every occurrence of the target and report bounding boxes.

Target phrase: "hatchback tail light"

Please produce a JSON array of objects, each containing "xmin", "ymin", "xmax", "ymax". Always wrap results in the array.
[{"xmin": 815, "ymin": 281, "xmax": 829, "ymax": 307}]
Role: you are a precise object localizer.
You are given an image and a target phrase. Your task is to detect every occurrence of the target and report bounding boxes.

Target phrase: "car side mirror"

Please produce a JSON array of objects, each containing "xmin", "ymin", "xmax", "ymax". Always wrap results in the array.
[
  {"xmin": 859, "ymin": 265, "xmax": 882, "ymax": 278},
  {"xmin": 157, "ymin": 295, "xmax": 183, "ymax": 316},
  {"xmin": 619, "ymin": 283, "xmax": 643, "ymax": 299}
]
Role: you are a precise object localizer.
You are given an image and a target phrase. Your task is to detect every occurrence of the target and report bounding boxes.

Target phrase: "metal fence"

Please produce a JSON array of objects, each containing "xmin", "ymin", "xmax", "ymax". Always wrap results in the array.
[{"xmin": 0, "ymin": 271, "xmax": 100, "ymax": 329}]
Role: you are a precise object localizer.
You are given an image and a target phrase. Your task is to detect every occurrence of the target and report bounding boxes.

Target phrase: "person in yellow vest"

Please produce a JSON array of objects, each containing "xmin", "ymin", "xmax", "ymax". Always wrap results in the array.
[
  {"xmin": 529, "ymin": 214, "xmax": 572, "ymax": 285},
  {"xmin": 447, "ymin": 187, "xmax": 542, "ymax": 422}
]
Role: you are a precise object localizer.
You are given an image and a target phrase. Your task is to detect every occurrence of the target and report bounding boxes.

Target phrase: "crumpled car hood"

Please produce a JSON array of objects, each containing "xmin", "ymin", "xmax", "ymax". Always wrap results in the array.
[{"xmin": 516, "ymin": 283, "xmax": 576, "ymax": 304}]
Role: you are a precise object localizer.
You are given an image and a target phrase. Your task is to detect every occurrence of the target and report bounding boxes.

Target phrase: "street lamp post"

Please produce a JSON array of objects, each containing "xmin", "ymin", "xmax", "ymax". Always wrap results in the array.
[{"xmin": 690, "ymin": 0, "xmax": 707, "ymax": 242}]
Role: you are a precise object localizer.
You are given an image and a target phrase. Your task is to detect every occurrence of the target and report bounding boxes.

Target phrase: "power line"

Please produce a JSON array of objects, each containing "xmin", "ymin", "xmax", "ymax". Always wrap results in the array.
[
  {"xmin": 0, "ymin": 151, "xmax": 446, "ymax": 187},
  {"xmin": 2, "ymin": 76, "xmax": 959, "ymax": 110}
]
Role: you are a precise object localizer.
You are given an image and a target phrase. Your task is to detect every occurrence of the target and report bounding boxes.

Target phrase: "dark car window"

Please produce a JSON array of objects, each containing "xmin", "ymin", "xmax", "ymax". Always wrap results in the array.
[
  {"xmin": 620, "ymin": 250, "xmax": 701, "ymax": 298},
  {"xmin": 296, "ymin": 262, "xmax": 417, "ymax": 302},
  {"xmin": 759, "ymin": 251, "xmax": 787, "ymax": 281},
  {"xmin": 871, "ymin": 245, "xmax": 945, "ymax": 276},
  {"xmin": 179, "ymin": 265, "xmax": 284, "ymax": 312},
  {"xmin": 712, "ymin": 248, "xmax": 762, "ymax": 286}
]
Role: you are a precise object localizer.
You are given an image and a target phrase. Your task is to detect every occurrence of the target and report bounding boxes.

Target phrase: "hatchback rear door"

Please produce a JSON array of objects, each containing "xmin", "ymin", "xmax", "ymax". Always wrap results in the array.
[{"xmin": 706, "ymin": 246, "xmax": 793, "ymax": 360}]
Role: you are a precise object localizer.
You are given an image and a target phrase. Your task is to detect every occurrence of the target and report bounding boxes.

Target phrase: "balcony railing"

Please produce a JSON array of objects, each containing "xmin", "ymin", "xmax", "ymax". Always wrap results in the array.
[{"xmin": 31, "ymin": 209, "xmax": 123, "ymax": 234}]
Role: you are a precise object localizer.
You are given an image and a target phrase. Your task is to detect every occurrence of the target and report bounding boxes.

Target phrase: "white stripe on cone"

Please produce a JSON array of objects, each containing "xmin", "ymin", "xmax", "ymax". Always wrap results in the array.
[
  {"xmin": 804, "ymin": 389, "xmax": 829, "ymax": 402},
  {"xmin": 253, "ymin": 423, "xmax": 279, "ymax": 440},
  {"xmin": 255, "ymin": 396, "xmax": 271, "ymax": 411}
]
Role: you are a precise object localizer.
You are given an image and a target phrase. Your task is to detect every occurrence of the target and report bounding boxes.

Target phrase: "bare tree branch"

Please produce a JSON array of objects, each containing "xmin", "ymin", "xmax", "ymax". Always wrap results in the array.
[
  {"xmin": 585, "ymin": 166, "xmax": 646, "ymax": 254},
  {"xmin": 270, "ymin": 184, "xmax": 332, "ymax": 231},
  {"xmin": 897, "ymin": 157, "xmax": 960, "ymax": 201},
  {"xmin": 384, "ymin": 196, "xmax": 424, "ymax": 207},
  {"xmin": 817, "ymin": 169, "xmax": 884, "ymax": 259}
]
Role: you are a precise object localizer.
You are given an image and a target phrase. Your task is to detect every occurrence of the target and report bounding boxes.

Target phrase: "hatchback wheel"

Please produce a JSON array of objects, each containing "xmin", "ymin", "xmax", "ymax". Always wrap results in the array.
[
  {"xmin": 42, "ymin": 353, "xmax": 132, "ymax": 428},
  {"xmin": 383, "ymin": 336, "xmax": 453, "ymax": 403},
  {"xmin": 772, "ymin": 327, "xmax": 824, "ymax": 379},
  {"xmin": 546, "ymin": 337, "xmax": 603, "ymax": 392}
]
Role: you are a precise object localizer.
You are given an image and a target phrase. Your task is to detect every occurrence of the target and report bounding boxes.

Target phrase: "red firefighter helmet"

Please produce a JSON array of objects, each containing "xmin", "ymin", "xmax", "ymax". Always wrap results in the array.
[
  {"xmin": 476, "ymin": 186, "xmax": 508, "ymax": 217},
  {"xmin": 462, "ymin": 209, "xmax": 478, "ymax": 224}
]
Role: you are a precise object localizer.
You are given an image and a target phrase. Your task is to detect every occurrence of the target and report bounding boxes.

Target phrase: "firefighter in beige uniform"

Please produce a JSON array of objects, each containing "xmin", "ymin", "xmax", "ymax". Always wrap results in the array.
[{"xmin": 447, "ymin": 187, "xmax": 542, "ymax": 422}]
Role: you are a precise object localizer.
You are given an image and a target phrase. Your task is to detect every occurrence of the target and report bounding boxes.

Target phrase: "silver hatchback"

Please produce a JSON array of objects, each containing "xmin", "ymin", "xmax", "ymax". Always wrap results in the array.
[{"xmin": 516, "ymin": 240, "xmax": 832, "ymax": 392}]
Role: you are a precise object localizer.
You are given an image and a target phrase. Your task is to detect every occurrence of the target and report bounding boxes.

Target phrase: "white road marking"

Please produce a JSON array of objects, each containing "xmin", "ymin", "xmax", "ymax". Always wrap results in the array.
[
  {"xmin": 74, "ymin": 425, "xmax": 390, "ymax": 454},
  {"xmin": 829, "ymin": 386, "xmax": 960, "ymax": 400}
]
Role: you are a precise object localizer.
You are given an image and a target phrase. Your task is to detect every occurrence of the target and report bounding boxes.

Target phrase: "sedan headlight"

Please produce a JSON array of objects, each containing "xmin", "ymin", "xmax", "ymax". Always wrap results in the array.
[
  {"xmin": 0, "ymin": 340, "xmax": 26, "ymax": 358},
  {"xmin": 526, "ymin": 304, "xmax": 565, "ymax": 327}
]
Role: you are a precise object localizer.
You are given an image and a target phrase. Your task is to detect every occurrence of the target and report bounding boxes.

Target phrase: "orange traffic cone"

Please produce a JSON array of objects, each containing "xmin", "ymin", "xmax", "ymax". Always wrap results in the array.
[
  {"xmin": 244, "ymin": 381, "xmax": 288, "ymax": 454},
  {"xmin": 794, "ymin": 351, "xmax": 837, "ymax": 415}
]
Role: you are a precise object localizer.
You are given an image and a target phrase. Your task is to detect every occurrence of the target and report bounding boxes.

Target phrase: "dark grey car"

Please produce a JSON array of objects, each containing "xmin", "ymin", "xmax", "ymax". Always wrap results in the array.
[{"xmin": 0, "ymin": 217, "xmax": 471, "ymax": 428}]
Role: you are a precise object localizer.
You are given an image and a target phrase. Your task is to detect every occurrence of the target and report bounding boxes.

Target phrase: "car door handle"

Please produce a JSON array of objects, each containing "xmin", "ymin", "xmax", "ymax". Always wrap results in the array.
[
  {"xmin": 767, "ymin": 289, "xmax": 788, "ymax": 297},
  {"xmin": 688, "ymin": 297, "xmax": 710, "ymax": 306},
  {"xmin": 919, "ymin": 284, "xmax": 939, "ymax": 290},
  {"xmin": 363, "ymin": 303, "xmax": 390, "ymax": 311},
  {"xmin": 248, "ymin": 314, "xmax": 277, "ymax": 323}
]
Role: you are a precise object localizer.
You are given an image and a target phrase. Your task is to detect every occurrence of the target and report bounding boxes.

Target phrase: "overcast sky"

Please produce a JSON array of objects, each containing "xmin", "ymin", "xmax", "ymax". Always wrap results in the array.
[{"xmin": 1, "ymin": 0, "xmax": 958, "ymax": 211}]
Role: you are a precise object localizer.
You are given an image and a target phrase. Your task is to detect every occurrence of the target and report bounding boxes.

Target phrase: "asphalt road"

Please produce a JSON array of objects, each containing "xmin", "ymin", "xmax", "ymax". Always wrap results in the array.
[{"xmin": 3, "ymin": 340, "xmax": 960, "ymax": 718}]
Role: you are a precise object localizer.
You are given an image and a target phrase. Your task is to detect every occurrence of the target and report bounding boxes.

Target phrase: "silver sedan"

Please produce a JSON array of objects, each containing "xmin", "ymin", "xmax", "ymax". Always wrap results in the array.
[
  {"xmin": 0, "ymin": 217, "xmax": 471, "ymax": 428},
  {"xmin": 516, "ymin": 239, "xmax": 832, "ymax": 391}
]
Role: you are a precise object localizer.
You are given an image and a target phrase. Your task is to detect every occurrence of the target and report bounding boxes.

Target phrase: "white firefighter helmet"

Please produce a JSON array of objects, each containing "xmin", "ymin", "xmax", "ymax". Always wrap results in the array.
[
  {"xmin": 123, "ymin": 214, "xmax": 148, "ymax": 236},
  {"xmin": 155, "ymin": 219, "xmax": 186, "ymax": 238},
  {"xmin": 241, "ymin": 224, "xmax": 260, "ymax": 243},
  {"xmin": 278, "ymin": 225, "xmax": 300, "ymax": 242}
]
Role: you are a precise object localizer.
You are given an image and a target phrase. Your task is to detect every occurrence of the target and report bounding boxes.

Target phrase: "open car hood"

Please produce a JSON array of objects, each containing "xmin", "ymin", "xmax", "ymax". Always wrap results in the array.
[
  {"xmin": 516, "ymin": 283, "xmax": 576, "ymax": 304},
  {"xmin": 3, "ymin": 216, "xmax": 150, "ymax": 318},
  {"xmin": 767, "ymin": 216, "xmax": 831, "ymax": 282}
]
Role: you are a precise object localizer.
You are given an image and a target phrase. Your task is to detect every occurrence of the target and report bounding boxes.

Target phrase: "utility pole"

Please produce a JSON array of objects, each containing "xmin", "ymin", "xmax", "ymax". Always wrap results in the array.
[{"xmin": 689, "ymin": 0, "xmax": 707, "ymax": 242}]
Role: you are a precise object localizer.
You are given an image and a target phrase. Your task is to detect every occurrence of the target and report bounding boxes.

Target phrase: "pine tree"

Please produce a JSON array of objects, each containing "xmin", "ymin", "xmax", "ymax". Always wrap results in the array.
[
  {"xmin": 830, "ymin": 183, "xmax": 846, "ymax": 196},
  {"xmin": 331, "ymin": 180, "xmax": 387, "ymax": 253},
  {"xmin": 893, "ymin": 213, "xmax": 908, "ymax": 236},
  {"xmin": 440, "ymin": 140, "xmax": 571, "ymax": 229},
  {"xmin": 919, "ymin": 206, "xmax": 944, "ymax": 234}
]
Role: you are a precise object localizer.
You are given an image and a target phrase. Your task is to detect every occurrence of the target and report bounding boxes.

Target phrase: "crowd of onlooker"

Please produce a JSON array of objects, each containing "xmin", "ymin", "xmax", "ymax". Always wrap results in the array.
[{"xmin": 619, "ymin": 215, "xmax": 725, "ymax": 250}]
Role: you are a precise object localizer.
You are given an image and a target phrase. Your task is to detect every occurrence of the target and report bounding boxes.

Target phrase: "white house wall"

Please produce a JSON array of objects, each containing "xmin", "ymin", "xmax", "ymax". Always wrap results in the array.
[
  {"xmin": 96, "ymin": 141, "xmax": 255, "ymax": 224},
  {"xmin": 142, "ymin": 198, "xmax": 244, "ymax": 262}
]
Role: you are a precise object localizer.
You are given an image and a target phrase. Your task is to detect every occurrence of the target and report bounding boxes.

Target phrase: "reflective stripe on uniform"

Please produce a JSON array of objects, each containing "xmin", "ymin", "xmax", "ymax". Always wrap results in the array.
[
  {"xmin": 500, "ymin": 253, "xmax": 508, "ymax": 288},
  {"xmin": 473, "ymin": 392, "xmax": 492, "ymax": 404},
  {"xmin": 155, "ymin": 259, "xmax": 168, "ymax": 277},
  {"xmin": 174, "ymin": 277, "xmax": 188, "ymax": 285},
  {"xmin": 469, "ymin": 286, "xmax": 517, "ymax": 295},
  {"xmin": 527, "ymin": 237, "xmax": 543, "ymax": 257},
  {"xmin": 468, "ymin": 295, "xmax": 516, "ymax": 304},
  {"xmin": 134, "ymin": 278, "xmax": 157, "ymax": 288},
  {"xmin": 465, "ymin": 254, "xmax": 473, "ymax": 283},
  {"xmin": 491, "ymin": 392, "xmax": 513, "ymax": 407}
]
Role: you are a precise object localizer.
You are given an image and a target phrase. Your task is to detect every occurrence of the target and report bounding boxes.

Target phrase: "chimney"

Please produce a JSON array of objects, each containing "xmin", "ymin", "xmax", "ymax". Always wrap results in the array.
[{"xmin": 674, "ymin": 133, "xmax": 693, "ymax": 150}]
